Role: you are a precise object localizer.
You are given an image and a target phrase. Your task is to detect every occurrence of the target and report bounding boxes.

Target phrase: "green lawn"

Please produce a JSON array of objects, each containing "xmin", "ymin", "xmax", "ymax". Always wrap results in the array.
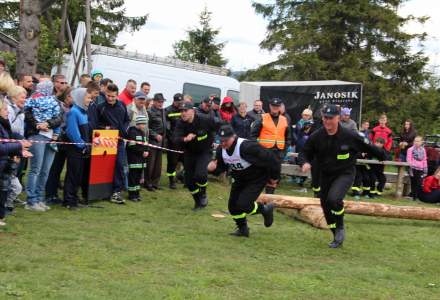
[{"xmin": 1, "ymin": 176, "xmax": 440, "ymax": 299}]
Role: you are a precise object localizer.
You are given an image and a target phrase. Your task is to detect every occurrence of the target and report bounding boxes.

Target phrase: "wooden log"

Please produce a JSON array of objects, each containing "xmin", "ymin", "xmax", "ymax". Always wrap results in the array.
[
  {"xmin": 258, "ymin": 194, "xmax": 440, "ymax": 221},
  {"xmin": 277, "ymin": 207, "xmax": 328, "ymax": 229}
]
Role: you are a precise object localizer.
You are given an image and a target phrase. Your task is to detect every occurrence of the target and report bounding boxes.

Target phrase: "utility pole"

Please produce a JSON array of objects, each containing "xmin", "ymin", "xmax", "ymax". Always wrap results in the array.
[{"xmin": 85, "ymin": 0, "xmax": 92, "ymax": 73}]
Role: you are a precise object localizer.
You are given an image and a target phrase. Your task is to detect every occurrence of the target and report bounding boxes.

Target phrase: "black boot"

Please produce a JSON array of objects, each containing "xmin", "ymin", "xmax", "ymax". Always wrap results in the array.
[
  {"xmin": 199, "ymin": 186, "xmax": 208, "ymax": 207},
  {"xmin": 229, "ymin": 224, "xmax": 250, "ymax": 237},
  {"xmin": 261, "ymin": 203, "xmax": 274, "ymax": 227},
  {"xmin": 265, "ymin": 186, "xmax": 275, "ymax": 194},
  {"xmin": 192, "ymin": 193, "xmax": 203, "ymax": 211},
  {"xmin": 328, "ymin": 227, "xmax": 345, "ymax": 248},
  {"xmin": 169, "ymin": 176, "xmax": 177, "ymax": 189},
  {"xmin": 145, "ymin": 184, "xmax": 155, "ymax": 192}
]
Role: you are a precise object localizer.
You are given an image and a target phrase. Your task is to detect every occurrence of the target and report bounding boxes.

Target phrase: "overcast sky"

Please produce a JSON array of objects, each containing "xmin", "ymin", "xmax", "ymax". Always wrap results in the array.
[{"xmin": 117, "ymin": 0, "xmax": 440, "ymax": 73}]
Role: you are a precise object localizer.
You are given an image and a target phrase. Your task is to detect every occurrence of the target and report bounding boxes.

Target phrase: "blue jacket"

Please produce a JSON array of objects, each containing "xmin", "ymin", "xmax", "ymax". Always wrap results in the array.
[{"xmin": 66, "ymin": 104, "xmax": 90, "ymax": 150}]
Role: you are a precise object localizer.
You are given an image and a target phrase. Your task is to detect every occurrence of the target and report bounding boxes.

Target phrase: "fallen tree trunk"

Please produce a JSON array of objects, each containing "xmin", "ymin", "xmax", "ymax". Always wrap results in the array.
[
  {"xmin": 278, "ymin": 207, "xmax": 328, "ymax": 229},
  {"xmin": 258, "ymin": 194, "xmax": 440, "ymax": 222}
]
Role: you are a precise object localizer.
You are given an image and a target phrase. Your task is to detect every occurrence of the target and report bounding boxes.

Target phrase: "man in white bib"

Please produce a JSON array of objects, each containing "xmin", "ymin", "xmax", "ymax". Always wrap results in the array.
[{"xmin": 208, "ymin": 125, "xmax": 280, "ymax": 237}]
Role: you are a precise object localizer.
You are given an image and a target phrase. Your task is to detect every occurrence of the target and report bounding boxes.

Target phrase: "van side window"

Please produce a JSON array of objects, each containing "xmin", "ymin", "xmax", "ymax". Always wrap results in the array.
[
  {"xmin": 183, "ymin": 83, "xmax": 221, "ymax": 104},
  {"xmin": 227, "ymin": 90, "xmax": 240, "ymax": 105}
]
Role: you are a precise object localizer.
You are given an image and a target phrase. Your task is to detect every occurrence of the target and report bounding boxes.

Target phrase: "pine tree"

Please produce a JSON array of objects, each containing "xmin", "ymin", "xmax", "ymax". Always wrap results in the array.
[
  {"xmin": 242, "ymin": 0, "xmax": 439, "ymax": 133},
  {"xmin": 173, "ymin": 7, "xmax": 227, "ymax": 67}
]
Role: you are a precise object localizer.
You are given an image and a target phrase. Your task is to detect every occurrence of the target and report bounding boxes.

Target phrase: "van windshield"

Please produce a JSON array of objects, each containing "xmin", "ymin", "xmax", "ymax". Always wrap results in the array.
[
  {"xmin": 227, "ymin": 90, "xmax": 240, "ymax": 105},
  {"xmin": 183, "ymin": 83, "xmax": 221, "ymax": 104}
]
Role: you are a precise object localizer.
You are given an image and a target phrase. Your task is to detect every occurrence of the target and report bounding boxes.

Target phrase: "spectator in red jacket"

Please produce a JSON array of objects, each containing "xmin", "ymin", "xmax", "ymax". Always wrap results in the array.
[
  {"xmin": 219, "ymin": 96, "xmax": 237, "ymax": 123},
  {"xmin": 119, "ymin": 79, "xmax": 137, "ymax": 106},
  {"xmin": 370, "ymin": 114, "xmax": 393, "ymax": 153},
  {"xmin": 419, "ymin": 167, "xmax": 440, "ymax": 203}
]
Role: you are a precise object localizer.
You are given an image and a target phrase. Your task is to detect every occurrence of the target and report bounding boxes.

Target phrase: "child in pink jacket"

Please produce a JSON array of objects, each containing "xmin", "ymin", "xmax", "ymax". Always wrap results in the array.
[{"xmin": 406, "ymin": 136, "xmax": 428, "ymax": 200}]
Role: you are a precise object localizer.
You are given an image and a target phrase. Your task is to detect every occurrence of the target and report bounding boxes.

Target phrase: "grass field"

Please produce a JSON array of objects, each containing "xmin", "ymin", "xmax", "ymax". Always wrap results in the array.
[{"xmin": 1, "ymin": 176, "xmax": 440, "ymax": 299}]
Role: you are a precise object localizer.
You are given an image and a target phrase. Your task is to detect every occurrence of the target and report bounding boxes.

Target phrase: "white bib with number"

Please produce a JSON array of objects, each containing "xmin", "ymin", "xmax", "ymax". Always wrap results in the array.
[{"xmin": 222, "ymin": 138, "xmax": 251, "ymax": 171}]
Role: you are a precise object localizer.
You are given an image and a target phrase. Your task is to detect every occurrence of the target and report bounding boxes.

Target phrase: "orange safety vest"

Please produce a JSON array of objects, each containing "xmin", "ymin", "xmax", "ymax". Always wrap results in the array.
[{"xmin": 257, "ymin": 113, "xmax": 288, "ymax": 150}]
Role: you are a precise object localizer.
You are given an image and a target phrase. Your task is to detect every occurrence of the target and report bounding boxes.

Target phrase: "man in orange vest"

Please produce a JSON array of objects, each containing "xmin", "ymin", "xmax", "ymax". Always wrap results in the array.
[{"xmin": 250, "ymin": 98, "xmax": 291, "ymax": 194}]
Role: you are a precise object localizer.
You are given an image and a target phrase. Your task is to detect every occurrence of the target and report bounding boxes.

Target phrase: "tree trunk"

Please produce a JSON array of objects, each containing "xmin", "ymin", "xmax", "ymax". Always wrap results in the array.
[
  {"xmin": 278, "ymin": 207, "xmax": 328, "ymax": 229},
  {"xmin": 56, "ymin": 0, "xmax": 69, "ymax": 74},
  {"xmin": 16, "ymin": 0, "xmax": 42, "ymax": 75},
  {"xmin": 258, "ymin": 194, "xmax": 440, "ymax": 222}
]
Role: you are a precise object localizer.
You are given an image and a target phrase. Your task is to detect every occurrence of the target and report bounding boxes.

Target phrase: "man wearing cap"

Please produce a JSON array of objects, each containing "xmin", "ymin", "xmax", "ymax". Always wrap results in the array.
[
  {"xmin": 298, "ymin": 104, "xmax": 386, "ymax": 248},
  {"xmin": 126, "ymin": 115, "xmax": 149, "ymax": 201},
  {"xmin": 172, "ymin": 102, "xmax": 224, "ymax": 210},
  {"xmin": 250, "ymin": 97, "xmax": 291, "ymax": 194},
  {"xmin": 165, "ymin": 93, "xmax": 184, "ymax": 189},
  {"xmin": 208, "ymin": 125, "xmax": 279, "ymax": 237},
  {"xmin": 145, "ymin": 93, "xmax": 167, "ymax": 191},
  {"xmin": 196, "ymin": 97, "xmax": 212, "ymax": 116},
  {"xmin": 127, "ymin": 91, "xmax": 149, "ymax": 128},
  {"xmin": 210, "ymin": 96, "xmax": 221, "ymax": 119}
]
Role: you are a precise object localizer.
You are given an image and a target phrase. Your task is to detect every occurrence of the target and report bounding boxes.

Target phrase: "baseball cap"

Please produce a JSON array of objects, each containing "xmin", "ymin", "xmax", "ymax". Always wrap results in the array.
[
  {"xmin": 179, "ymin": 102, "xmax": 195, "ymax": 110},
  {"xmin": 211, "ymin": 96, "xmax": 221, "ymax": 105},
  {"xmin": 134, "ymin": 91, "xmax": 147, "ymax": 99},
  {"xmin": 201, "ymin": 97, "xmax": 211, "ymax": 103},
  {"xmin": 269, "ymin": 98, "xmax": 283, "ymax": 106},
  {"xmin": 322, "ymin": 104, "xmax": 341, "ymax": 117},
  {"xmin": 218, "ymin": 125, "xmax": 235, "ymax": 140},
  {"xmin": 173, "ymin": 93, "xmax": 183, "ymax": 102}
]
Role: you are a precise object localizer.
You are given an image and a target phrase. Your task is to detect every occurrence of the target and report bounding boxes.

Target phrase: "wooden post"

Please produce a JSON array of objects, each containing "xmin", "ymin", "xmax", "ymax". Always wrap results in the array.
[
  {"xmin": 56, "ymin": 0, "xmax": 69, "ymax": 74},
  {"xmin": 85, "ymin": 0, "xmax": 92, "ymax": 74},
  {"xmin": 396, "ymin": 166, "xmax": 405, "ymax": 198}
]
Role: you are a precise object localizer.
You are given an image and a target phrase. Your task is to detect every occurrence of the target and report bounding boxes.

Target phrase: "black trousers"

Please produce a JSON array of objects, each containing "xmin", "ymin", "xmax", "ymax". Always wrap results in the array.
[
  {"xmin": 145, "ymin": 147, "xmax": 162, "ymax": 186},
  {"xmin": 420, "ymin": 190, "xmax": 440, "ymax": 203},
  {"xmin": 128, "ymin": 167, "xmax": 143, "ymax": 199},
  {"xmin": 311, "ymin": 158, "xmax": 321, "ymax": 194},
  {"xmin": 320, "ymin": 168, "xmax": 355, "ymax": 229},
  {"xmin": 63, "ymin": 147, "xmax": 85, "ymax": 207},
  {"xmin": 410, "ymin": 169, "xmax": 424, "ymax": 200},
  {"xmin": 0, "ymin": 191, "xmax": 6, "ymax": 219},
  {"xmin": 229, "ymin": 177, "xmax": 266, "ymax": 227},
  {"xmin": 81, "ymin": 157, "xmax": 91, "ymax": 200},
  {"xmin": 184, "ymin": 151, "xmax": 211, "ymax": 195},
  {"xmin": 352, "ymin": 165, "xmax": 374, "ymax": 196},
  {"xmin": 0, "ymin": 168, "xmax": 11, "ymax": 218},
  {"xmin": 370, "ymin": 164, "xmax": 386, "ymax": 195},
  {"xmin": 46, "ymin": 146, "xmax": 67, "ymax": 199},
  {"xmin": 166, "ymin": 142, "xmax": 182, "ymax": 178}
]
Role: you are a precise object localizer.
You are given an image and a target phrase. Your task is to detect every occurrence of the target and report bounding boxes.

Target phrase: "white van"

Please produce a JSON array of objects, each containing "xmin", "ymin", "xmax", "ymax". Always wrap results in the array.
[{"xmin": 58, "ymin": 44, "xmax": 240, "ymax": 107}]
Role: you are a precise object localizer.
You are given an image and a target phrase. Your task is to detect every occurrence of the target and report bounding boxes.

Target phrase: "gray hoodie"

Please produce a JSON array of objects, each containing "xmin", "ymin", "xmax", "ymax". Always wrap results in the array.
[{"xmin": 71, "ymin": 88, "xmax": 88, "ymax": 111}]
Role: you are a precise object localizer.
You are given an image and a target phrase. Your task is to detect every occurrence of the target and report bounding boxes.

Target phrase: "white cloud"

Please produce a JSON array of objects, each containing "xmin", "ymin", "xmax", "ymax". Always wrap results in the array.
[
  {"xmin": 117, "ymin": 0, "xmax": 440, "ymax": 73},
  {"xmin": 117, "ymin": 0, "xmax": 278, "ymax": 70},
  {"xmin": 399, "ymin": 0, "xmax": 440, "ymax": 73}
]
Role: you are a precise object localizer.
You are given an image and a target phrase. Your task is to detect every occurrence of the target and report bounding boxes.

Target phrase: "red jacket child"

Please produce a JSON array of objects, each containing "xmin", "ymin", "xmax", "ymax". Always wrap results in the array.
[
  {"xmin": 370, "ymin": 115, "xmax": 393, "ymax": 152},
  {"xmin": 423, "ymin": 175, "xmax": 440, "ymax": 193}
]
